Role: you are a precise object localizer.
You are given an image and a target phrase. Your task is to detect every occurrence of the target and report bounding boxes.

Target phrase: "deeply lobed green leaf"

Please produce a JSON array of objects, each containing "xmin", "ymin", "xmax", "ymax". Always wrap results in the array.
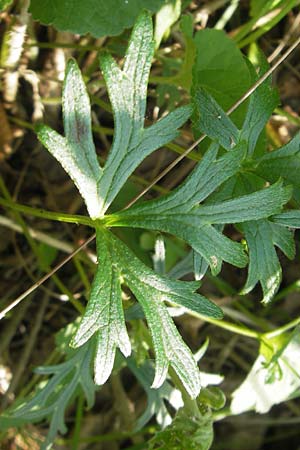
[
  {"xmin": 0, "ymin": 338, "xmax": 96, "ymax": 450},
  {"xmin": 73, "ymin": 227, "xmax": 222, "ymax": 397},
  {"xmin": 36, "ymin": 58, "xmax": 102, "ymax": 218},
  {"xmin": 193, "ymin": 67, "xmax": 299, "ymax": 302},
  {"xmin": 33, "ymin": 8, "xmax": 300, "ymax": 422},
  {"xmin": 71, "ymin": 231, "xmax": 131, "ymax": 385}
]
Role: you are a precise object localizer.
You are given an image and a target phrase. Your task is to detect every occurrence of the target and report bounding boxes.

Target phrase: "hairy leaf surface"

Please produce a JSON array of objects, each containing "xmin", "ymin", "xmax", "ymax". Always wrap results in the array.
[
  {"xmin": 36, "ymin": 59, "xmax": 102, "ymax": 218},
  {"xmin": 77, "ymin": 228, "xmax": 222, "ymax": 397},
  {"xmin": 37, "ymin": 13, "xmax": 190, "ymax": 218},
  {"xmin": 109, "ymin": 179, "xmax": 291, "ymax": 275},
  {"xmin": 71, "ymin": 232, "xmax": 131, "ymax": 385}
]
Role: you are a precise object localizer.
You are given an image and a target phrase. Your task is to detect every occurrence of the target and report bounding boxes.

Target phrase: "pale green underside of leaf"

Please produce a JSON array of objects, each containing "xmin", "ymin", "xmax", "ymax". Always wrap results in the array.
[{"xmin": 29, "ymin": 0, "xmax": 165, "ymax": 37}]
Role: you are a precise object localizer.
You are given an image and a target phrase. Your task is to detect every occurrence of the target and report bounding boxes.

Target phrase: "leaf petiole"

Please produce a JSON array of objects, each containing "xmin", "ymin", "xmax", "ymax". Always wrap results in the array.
[{"xmin": 0, "ymin": 196, "xmax": 95, "ymax": 227}]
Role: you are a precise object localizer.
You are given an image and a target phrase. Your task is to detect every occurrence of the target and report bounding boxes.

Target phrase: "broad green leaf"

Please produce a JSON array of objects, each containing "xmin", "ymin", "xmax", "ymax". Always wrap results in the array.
[
  {"xmin": 192, "ymin": 28, "xmax": 251, "ymax": 129},
  {"xmin": 36, "ymin": 59, "xmax": 102, "ymax": 219},
  {"xmin": 241, "ymin": 219, "xmax": 294, "ymax": 303},
  {"xmin": 192, "ymin": 88, "xmax": 240, "ymax": 150},
  {"xmin": 231, "ymin": 330, "xmax": 300, "ymax": 414},
  {"xmin": 29, "ymin": 0, "xmax": 165, "ymax": 37},
  {"xmin": 71, "ymin": 231, "xmax": 131, "ymax": 385},
  {"xmin": 1, "ymin": 339, "xmax": 96, "ymax": 450}
]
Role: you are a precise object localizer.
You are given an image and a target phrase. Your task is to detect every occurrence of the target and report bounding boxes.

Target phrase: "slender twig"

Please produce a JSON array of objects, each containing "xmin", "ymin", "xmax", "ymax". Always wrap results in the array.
[
  {"xmin": 1, "ymin": 36, "xmax": 300, "ymax": 321},
  {"xmin": 0, "ymin": 233, "xmax": 96, "ymax": 320},
  {"xmin": 264, "ymin": 316, "xmax": 300, "ymax": 339}
]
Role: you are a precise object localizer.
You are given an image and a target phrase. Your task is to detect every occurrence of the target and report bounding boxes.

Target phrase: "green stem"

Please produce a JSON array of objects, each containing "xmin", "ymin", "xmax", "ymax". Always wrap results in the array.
[
  {"xmin": 0, "ymin": 196, "xmax": 94, "ymax": 227},
  {"xmin": 72, "ymin": 392, "xmax": 84, "ymax": 450},
  {"xmin": 264, "ymin": 316, "xmax": 300, "ymax": 339},
  {"xmin": 194, "ymin": 314, "xmax": 262, "ymax": 340}
]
